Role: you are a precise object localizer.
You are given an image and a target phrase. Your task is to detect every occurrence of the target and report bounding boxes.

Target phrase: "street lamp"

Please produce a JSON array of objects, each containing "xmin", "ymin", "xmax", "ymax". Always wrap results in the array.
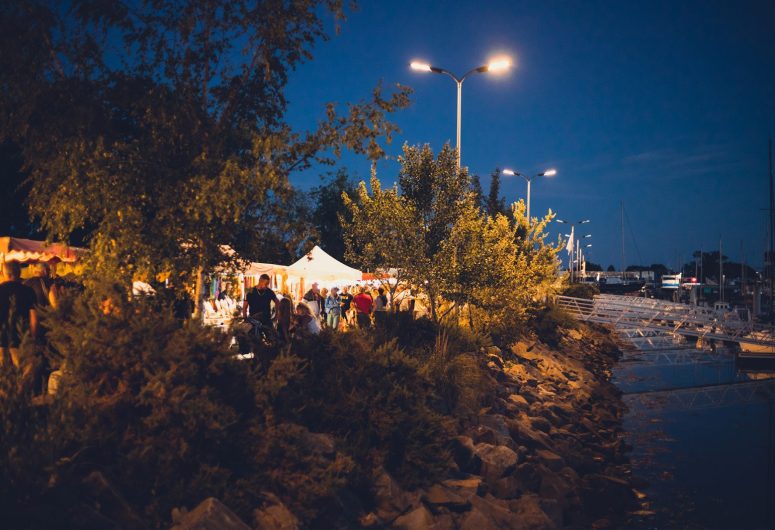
[
  {"xmin": 502, "ymin": 168, "xmax": 557, "ymax": 223},
  {"xmin": 556, "ymin": 219, "xmax": 590, "ymax": 282},
  {"xmin": 411, "ymin": 56, "xmax": 512, "ymax": 169}
]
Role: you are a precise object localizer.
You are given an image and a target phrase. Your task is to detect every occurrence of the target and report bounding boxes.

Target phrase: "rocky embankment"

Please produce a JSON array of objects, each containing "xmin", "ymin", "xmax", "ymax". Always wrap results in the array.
[{"xmin": 173, "ymin": 324, "xmax": 636, "ymax": 530}]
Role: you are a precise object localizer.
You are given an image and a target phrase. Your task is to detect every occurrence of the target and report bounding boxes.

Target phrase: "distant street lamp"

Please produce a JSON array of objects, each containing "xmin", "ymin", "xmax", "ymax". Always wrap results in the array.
[
  {"xmin": 411, "ymin": 56, "xmax": 512, "ymax": 169},
  {"xmin": 557, "ymin": 218, "xmax": 590, "ymax": 282},
  {"xmin": 502, "ymin": 168, "xmax": 557, "ymax": 223}
]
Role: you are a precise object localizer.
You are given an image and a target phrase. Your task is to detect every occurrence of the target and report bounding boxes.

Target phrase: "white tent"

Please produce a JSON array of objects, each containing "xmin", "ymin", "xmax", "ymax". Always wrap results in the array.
[{"xmin": 287, "ymin": 245, "xmax": 362, "ymax": 282}]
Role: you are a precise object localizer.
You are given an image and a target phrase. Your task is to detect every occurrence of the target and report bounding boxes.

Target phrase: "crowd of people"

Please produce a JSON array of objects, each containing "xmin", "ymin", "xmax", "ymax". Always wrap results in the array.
[{"xmin": 240, "ymin": 274, "xmax": 425, "ymax": 340}]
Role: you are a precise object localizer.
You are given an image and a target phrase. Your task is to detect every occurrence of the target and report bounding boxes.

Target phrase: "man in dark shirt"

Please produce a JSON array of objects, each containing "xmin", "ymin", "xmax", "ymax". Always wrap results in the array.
[
  {"xmin": 243, "ymin": 273, "xmax": 278, "ymax": 327},
  {"xmin": 0, "ymin": 260, "xmax": 38, "ymax": 373},
  {"xmin": 339, "ymin": 286, "xmax": 354, "ymax": 325}
]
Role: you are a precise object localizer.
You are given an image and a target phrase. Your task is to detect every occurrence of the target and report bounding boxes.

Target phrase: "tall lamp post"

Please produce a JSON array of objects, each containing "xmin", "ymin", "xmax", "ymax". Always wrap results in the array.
[
  {"xmin": 410, "ymin": 57, "xmax": 512, "ymax": 169},
  {"xmin": 502, "ymin": 168, "xmax": 557, "ymax": 223},
  {"xmin": 556, "ymin": 218, "xmax": 590, "ymax": 282}
]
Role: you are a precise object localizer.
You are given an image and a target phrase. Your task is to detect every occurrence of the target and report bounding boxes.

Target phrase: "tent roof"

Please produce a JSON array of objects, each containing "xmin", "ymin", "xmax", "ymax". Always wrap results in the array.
[
  {"xmin": 244, "ymin": 262, "xmax": 287, "ymax": 277},
  {"xmin": 287, "ymin": 245, "xmax": 362, "ymax": 282},
  {"xmin": 0, "ymin": 237, "xmax": 85, "ymax": 263}
]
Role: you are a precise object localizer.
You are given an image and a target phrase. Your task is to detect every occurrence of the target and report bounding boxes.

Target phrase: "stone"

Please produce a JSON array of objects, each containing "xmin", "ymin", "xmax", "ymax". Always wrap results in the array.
[
  {"xmin": 473, "ymin": 444, "xmax": 518, "ymax": 483},
  {"xmin": 512, "ymin": 462, "xmax": 541, "ymax": 493},
  {"xmin": 173, "ymin": 498, "xmax": 250, "ymax": 530},
  {"xmin": 508, "ymin": 494, "xmax": 556, "ymax": 530},
  {"xmin": 529, "ymin": 416, "xmax": 552, "ymax": 433},
  {"xmin": 422, "ymin": 484, "xmax": 471, "ymax": 513},
  {"xmin": 507, "ymin": 393, "xmax": 530, "ymax": 409},
  {"xmin": 539, "ymin": 498, "xmax": 564, "ymax": 528},
  {"xmin": 373, "ymin": 470, "xmax": 416, "ymax": 524},
  {"xmin": 449, "ymin": 436, "xmax": 482, "ymax": 475},
  {"xmin": 254, "ymin": 500, "xmax": 299, "ymax": 530},
  {"xmin": 441, "ymin": 477, "xmax": 485, "ymax": 498},
  {"xmin": 535, "ymin": 449, "xmax": 565, "ymax": 472},
  {"xmin": 392, "ymin": 505, "xmax": 434, "ymax": 530}
]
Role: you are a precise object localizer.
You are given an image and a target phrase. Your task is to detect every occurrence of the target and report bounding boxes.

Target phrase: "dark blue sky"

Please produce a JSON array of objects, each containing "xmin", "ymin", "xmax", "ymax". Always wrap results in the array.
[{"xmin": 283, "ymin": 0, "xmax": 775, "ymax": 270}]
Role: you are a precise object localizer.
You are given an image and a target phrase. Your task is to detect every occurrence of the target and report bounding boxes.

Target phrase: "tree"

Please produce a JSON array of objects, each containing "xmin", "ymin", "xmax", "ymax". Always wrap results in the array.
[
  {"xmin": 341, "ymin": 171, "xmax": 422, "ymax": 303},
  {"xmin": 0, "ymin": 141, "xmax": 38, "ymax": 238},
  {"xmin": 310, "ymin": 169, "xmax": 358, "ymax": 261},
  {"xmin": 0, "ymin": 0, "xmax": 410, "ymax": 305},
  {"xmin": 607, "ymin": 265, "xmax": 616, "ymax": 272},
  {"xmin": 485, "ymin": 167, "xmax": 507, "ymax": 218},
  {"xmin": 585, "ymin": 262, "xmax": 603, "ymax": 272},
  {"xmin": 397, "ymin": 143, "xmax": 473, "ymax": 321}
]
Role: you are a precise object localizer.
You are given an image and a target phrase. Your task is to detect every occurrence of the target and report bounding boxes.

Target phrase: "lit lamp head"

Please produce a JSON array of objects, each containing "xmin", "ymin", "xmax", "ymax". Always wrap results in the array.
[
  {"xmin": 502, "ymin": 169, "xmax": 517, "ymax": 176},
  {"xmin": 410, "ymin": 61, "xmax": 432, "ymax": 72},
  {"xmin": 485, "ymin": 56, "xmax": 512, "ymax": 73},
  {"xmin": 540, "ymin": 168, "xmax": 557, "ymax": 177}
]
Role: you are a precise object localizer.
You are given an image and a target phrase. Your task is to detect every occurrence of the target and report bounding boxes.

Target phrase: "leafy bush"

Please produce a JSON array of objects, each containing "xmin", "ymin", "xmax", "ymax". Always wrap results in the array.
[
  {"xmin": 1, "ymin": 287, "xmax": 484, "ymax": 528},
  {"xmin": 528, "ymin": 304, "xmax": 579, "ymax": 347},
  {"xmin": 561, "ymin": 282, "xmax": 599, "ymax": 300}
]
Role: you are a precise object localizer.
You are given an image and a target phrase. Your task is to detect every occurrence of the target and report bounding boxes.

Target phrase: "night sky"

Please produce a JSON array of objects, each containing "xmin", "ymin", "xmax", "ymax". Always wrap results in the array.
[{"xmin": 283, "ymin": 0, "xmax": 775, "ymax": 271}]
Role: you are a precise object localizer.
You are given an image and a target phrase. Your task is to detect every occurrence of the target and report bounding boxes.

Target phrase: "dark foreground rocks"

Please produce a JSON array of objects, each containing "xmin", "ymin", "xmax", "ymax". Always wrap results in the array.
[{"xmin": 172, "ymin": 324, "xmax": 636, "ymax": 529}]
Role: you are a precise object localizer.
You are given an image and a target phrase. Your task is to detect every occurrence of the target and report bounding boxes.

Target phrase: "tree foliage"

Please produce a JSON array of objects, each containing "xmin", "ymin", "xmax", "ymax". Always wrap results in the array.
[
  {"xmin": 342, "ymin": 144, "xmax": 562, "ymax": 328},
  {"xmin": 0, "ymin": 0, "xmax": 410, "ymax": 289}
]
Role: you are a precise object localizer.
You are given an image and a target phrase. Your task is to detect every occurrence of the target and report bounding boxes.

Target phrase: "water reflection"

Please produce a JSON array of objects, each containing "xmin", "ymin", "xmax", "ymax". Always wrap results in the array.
[{"xmin": 615, "ymin": 348, "xmax": 775, "ymax": 529}]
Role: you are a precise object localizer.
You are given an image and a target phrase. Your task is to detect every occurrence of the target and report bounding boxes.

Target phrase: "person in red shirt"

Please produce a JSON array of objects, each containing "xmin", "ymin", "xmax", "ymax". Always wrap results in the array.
[{"xmin": 352, "ymin": 287, "xmax": 374, "ymax": 329}]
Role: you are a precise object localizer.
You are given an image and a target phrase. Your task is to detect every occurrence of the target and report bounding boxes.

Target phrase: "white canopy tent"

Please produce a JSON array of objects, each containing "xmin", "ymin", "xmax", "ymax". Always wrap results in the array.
[{"xmin": 287, "ymin": 245, "xmax": 362, "ymax": 283}]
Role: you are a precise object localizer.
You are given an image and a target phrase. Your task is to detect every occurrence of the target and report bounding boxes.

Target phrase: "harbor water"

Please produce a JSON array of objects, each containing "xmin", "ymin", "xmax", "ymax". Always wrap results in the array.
[{"xmin": 614, "ymin": 343, "xmax": 775, "ymax": 529}]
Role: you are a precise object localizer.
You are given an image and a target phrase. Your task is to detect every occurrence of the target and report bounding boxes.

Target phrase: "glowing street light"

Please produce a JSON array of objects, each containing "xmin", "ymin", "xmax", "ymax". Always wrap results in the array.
[
  {"xmin": 503, "ymin": 168, "xmax": 557, "ymax": 223},
  {"xmin": 410, "ymin": 55, "xmax": 513, "ymax": 169}
]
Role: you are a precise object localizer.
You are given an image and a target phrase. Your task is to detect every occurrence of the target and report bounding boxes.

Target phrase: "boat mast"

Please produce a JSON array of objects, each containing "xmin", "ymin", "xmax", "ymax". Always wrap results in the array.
[
  {"xmin": 719, "ymin": 238, "xmax": 723, "ymax": 302},
  {"xmin": 770, "ymin": 137, "xmax": 774, "ymax": 322},
  {"xmin": 620, "ymin": 201, "xmax": 625, "ymax": 278}
]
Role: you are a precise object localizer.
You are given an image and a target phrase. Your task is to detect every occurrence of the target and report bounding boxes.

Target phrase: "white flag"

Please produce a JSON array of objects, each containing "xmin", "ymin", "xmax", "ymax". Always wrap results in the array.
[{"xmin": 565, "ymin": 226, "xmax": 574, "ymax": 255}]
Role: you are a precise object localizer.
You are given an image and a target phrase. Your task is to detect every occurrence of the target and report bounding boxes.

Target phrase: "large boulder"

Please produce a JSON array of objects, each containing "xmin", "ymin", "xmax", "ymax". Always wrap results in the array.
[
  {"xmin": 392, "ymin": 505, "xmax": 434, "ymax": 530},
  {"xmin": 449, "ymin": 436, "xmax": 482, "ymax": 474},
  {"xmin": 422, "ymin": 484, "xmax": 471, "ymax": 513},
  {"xmin": 508, "ymin": 493, "xmax": 556, "ymax": 530},
  {"xmin": 473, "ymin": 444, "xmax": 518, "ymax": 484},
  {"xmin": 253, "ymin": 494, "xmax": 299, "ymax": 530},
  {"xmin": 373, "ymin": 470, "xmax": 418, "ymax": 524},
  {"xmin": 171, "ymin": 498, "xmax": 250, "ymax": 530}
]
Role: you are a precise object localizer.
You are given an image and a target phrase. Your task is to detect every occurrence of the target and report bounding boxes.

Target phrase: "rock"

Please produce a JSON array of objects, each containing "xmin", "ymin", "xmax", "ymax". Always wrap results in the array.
[
  {"xmin": 529, "ymin": 416, "xmax": 552, "ymax": 433},
  {"xmin": 508, "ymin": 494, "xmax": 556, "ymax": 529},
  {"xmin": 254, "ymin": 496, "xmax": 299, "ymax": 530},
  {"xmin": 507, "ymin": 417, "xmax": 552, "ymax": 451},
  {"xmin": 441, "ymin": 477, "xmax": 485, "ymax": 498},
  {"xmin": 373, "ymin": 470, "xmax": 417, "ymax": 524},
  {"xmin": 473, "ymin": 444, "xmax": 518, "ymax": 483},
  {"xmin": 449, "ymin": 436, "xmax": 482, "ymax": 475},
  {"xmin": 567, "ymin": 328, "xmax": 583, "ymax": 341},
  {"xmin": 392, "ymin": 505, "xmax": 434, "ymax": 530},
  {"xmin": 535, "ymin": 449, "xmax": 565, "ymax": 472},
  {"xmin": 422, "ymin": 484, "xmax": 471, "ymax": 513},
  {"xmin": 467, "ymin": 495, "xmax": 526, "ymax": 530},
  {"xmin": 507, "ymin": 393, "xmax": 530, "ymax": 409},
  {"xmin": 504, "ymin": 362, "xmax": 530, "ymax": 381},
  {"xmin": 539, "ymin": 498, "xmax": 564, "ymax": 528},
  {"xmin": 172, "ymin": 498, "xmax": 250, "ymax": 530},
  {"xmin": 512, "ymin": 462, "xmax": 541, "ymax": 493}
]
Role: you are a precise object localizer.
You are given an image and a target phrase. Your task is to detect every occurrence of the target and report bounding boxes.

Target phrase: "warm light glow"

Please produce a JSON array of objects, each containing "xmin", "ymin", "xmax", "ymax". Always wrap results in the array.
[
  {"xmin": 543, "ymin": 168, "xmax": 557, "ymax": 177},
  {"xmin": 410, "ymin": 61, "xmax": 432, "ymax": 72},
  {"xmin": 502, "ymin": 169, "xmax": 516, "ymax": 176},
  {"xmin": 486, "ymin": 56, "xmax": 512, "ymax": 73}
]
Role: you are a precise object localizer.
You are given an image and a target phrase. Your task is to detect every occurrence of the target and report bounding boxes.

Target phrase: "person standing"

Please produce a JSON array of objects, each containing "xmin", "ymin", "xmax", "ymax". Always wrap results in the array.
[
  {"xmin": 0, "ymin": 261, "xmax": 38, "ymax": 376},
  {"xmin": 243, "ymin": 273, "xmax": 278, "ymax": 329},
  {"xmin": 353, "ymin": 287, "xmax": 373, "ymax": 329},
  {"xmin": 302, "ymin": 282, "xmax": 323, "ymax": 321},
  {"xmin": 339, "ymin": 286, "xmax": 354, "ymax": 326},
  {"xmin": 373, "ymin": 287, "xmax": 388, "ymax": 327},
  {"xmin": 325, "ymin": 287, "xmax": 342, "ymax": 330}
]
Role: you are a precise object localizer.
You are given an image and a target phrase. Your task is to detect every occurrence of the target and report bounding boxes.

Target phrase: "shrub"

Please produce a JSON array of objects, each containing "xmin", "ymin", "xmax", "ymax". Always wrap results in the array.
[{"xmin": 562, "ymin": 282, "xmax": 599, "ymax": 300}]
